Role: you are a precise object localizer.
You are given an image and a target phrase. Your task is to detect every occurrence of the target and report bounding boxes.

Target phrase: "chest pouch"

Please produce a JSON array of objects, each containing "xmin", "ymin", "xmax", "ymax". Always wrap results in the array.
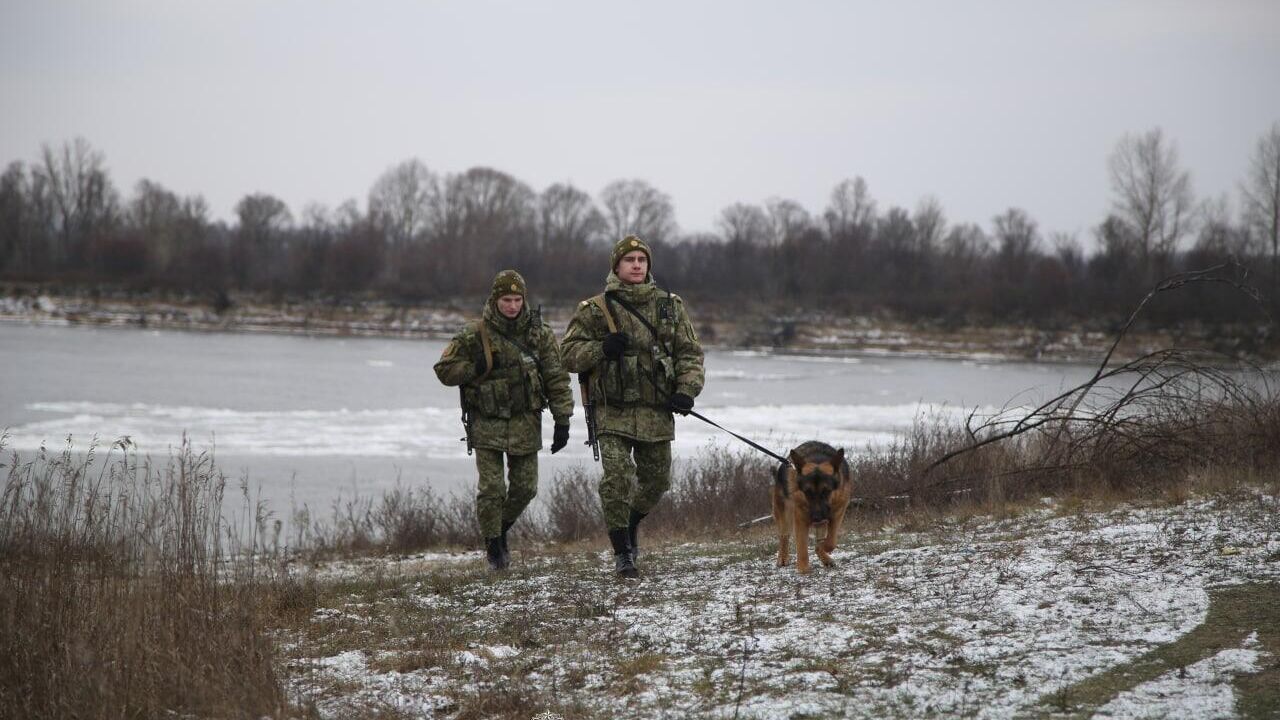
[
  {"xmin": 604, "ymin": 354, "xmax": 642, "ymax": 405},
  {"xmin": 521, "ymin": 353, "xmax": 546, "ymax": 411},
  {"xmin": 486, "ymin": 377, "xmax": 514, "ymax": 418},
  {"xmin": 468, "ymin": 366, "xmax": 530, "ymax": 419}
]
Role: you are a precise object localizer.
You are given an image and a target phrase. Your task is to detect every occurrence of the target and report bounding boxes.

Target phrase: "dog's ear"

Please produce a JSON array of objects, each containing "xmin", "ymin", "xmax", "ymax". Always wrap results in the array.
[
  {"xmin": 831, "ymin": 448, "xmax": 845, "ymax": 470},
  {"xmin": 789, "ymin": 449, "xmax": 807, "ymax": 473}
]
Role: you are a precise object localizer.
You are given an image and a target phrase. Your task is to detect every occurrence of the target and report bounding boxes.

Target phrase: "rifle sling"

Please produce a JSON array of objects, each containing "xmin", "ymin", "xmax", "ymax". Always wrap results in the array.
[
  {"xmin": 475, "ymin": 322, "xmax": 494, "ymax": 382},
  {"xmin": 590, "ymin": 295, "xmax": 618, "ymax": 333},
  {"xmin": 604, "ymin": 290, "xmax": 673, "ymax": 357},
  {"xmin": 476, "ymin": 319, "xmax": 546, "ymax": 380}
]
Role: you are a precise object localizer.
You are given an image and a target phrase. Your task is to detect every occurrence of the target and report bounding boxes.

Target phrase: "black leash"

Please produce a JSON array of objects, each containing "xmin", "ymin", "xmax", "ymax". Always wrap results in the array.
[{"xmin": 685, "ymin": 409, "xmax": 792, "ymax": 465}]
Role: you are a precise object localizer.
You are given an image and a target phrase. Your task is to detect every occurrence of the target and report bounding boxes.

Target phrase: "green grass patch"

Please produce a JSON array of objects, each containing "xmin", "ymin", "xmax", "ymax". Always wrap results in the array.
[{"xmin": 1039, "ymin": 582, "xmax": 1280, "ymax": 718}]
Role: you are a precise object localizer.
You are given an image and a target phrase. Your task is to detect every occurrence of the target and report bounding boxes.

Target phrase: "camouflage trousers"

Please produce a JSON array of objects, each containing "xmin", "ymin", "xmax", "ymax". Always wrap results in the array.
[
  {"xmin": 474, "ymin": 449, "xmax": 538, "ymax": 539},
  {"xmin": 598, "ymin": 434, "xmax": 672, "ymax": 530}
]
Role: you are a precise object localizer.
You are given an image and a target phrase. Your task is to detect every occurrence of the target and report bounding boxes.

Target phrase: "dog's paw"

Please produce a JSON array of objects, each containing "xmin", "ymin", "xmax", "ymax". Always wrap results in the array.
[
  {"xmin": 797, "ymin": 564, "xmax": 812, "ymax": 575},
  {"xmin": 776, "ymin": 557, "xmax": 789, "ymax": 568},
  {"xmin": 818, "ymin": 555, "xmax": 836, "ymax": 567}
]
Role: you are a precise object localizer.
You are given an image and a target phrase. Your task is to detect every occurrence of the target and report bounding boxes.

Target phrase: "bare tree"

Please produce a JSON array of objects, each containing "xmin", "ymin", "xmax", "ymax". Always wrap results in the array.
[
  {"xmin": 764, "ymin": 197, "xmax": 812, "ymax": 247},
  {"xmin": 993, "ymin": 208, "xmax": 1038, "ymax": 255},
  {"xmin": 535, "ymin": 182, "xmax": 605, "ymax": 292},
  {"xmin": 232, "ymin": 193, "xmax": 292, "ymax": 288},
  {"xmin": 368, "ymin": 158, "xmax": 438, "ymax": 248},
  {"xmin": 992, "ymin": 207, "xmax": 1039, "ymax": 282},
  {"xmin": 127, "ymin": 179, "xmax": 185, "ymax": 273},
  {"xmin": 449, "ymin": 167, "xmax": 535, "ymax": 237},
  {"xmin": 912, "ymin": 195, "xmax": 947, "ymax": 257},
  {"xmin": 599, "ymin": 179, "xmax": 677, "ymax": 245},
  {"xmin": 236, "ymin": 193, "xmax": 292, "ymax": 235},
  {"xmin": 1194, "ymin": 196, "xmax": 1251, "ymax": 260},
  {"xmin": 36, "ymin": 137, "xmax": 118, "ymax": 268},
  {"xmin": 538, "ymin": 182, "xmax": 605, "ymax": 253},
  {"xmin": 717, "ymin": 203, "xmax": 771, "ymax": 246},
  {"xmin": 876, "ymin": 207, "xmax": 917, "ymax": 259},
  {"xmin": 0, "ymin": 162, "xmax": 29, "ymax": 272},
  {"xmin": 1051, "ymin": 231, "xmax": 1083, "ymax": 274},
  {"xmin": 824, "ymin": 176, "xmax": 876, "ymax": 237},
  {"xmin": 1108, "ymin": 127, "xmax": 1193, "ymax": 278},
  {"xmin": 942, "ymin": 222, "xmax": 988, "ymax": 267},
  {"xmin": 431, "ymin": 167, "xmax": 536, "ymax": 292},
  {"xmin": 1241, "ymin": 121, "xmax": 1280, "ymax": 301}
]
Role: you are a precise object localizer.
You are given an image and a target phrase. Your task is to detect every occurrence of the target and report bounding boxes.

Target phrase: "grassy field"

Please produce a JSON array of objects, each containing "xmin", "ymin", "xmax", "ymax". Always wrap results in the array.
[
  {"xmin": 4, "ymin": 344, "xmax": 1279, "ymax": 718},
  {"xmin": 279, "ymin": 484, "xmax": 1279, "ymax": 719}
]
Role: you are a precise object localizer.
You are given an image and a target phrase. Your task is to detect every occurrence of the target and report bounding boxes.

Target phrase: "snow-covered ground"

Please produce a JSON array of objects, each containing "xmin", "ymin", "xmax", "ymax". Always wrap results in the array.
[{"xmin": 285, "ymin": 491, "xmax": 1279, "ymax": 718}]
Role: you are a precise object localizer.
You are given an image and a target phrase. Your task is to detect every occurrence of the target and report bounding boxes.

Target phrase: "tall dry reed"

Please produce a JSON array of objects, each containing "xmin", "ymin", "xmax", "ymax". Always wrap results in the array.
[{"xmin": 0, "ymin": 435, "xmax": 287, "ymax": 719}]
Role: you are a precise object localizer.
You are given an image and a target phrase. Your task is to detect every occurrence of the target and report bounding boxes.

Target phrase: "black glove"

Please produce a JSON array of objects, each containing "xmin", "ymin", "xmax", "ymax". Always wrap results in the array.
[
  {"xmin": 668, "ymin": 393, "xmax": 694, "ymax": 416},
  {"xmin": 474, "ymin": 355, "xmax": 489, "ymax": 376},
  {"xmin": 601, "ymin": 332, "xmax": 628, "ymax": 360},
  {"xmin": 550, "ymin": 424, "xmax": 570, "ymax": 454}
]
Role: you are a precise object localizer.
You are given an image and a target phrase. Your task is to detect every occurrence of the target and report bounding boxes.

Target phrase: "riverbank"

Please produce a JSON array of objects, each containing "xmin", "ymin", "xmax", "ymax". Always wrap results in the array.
[
  {"xmin": 5, "ymin": 371, "xmax": 1278, "ymax": 718},
  {"xmin": 284, "ymin": 490, "xmax": 1280, "ymax": 719},
  {"xmin": 2, "ymin": 288, "xmax": 1266, "ymax": 364}
]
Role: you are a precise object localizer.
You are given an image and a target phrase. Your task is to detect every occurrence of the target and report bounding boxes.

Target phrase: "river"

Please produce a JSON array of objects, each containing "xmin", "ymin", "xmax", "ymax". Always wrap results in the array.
[{"xmin": 2, "ymin": 322, "xmax": 1102, "ymax": 519}]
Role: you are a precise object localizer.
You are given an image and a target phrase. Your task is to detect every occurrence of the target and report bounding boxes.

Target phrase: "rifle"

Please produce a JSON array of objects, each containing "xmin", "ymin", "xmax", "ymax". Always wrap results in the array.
[
  {"xmin": 459, "ymin": 387, "xmax": 475, "ymax": 455},
  {"xmin": 457, "ymin": 319, "xmax": 494, "ymax": 456},
  {"xmin": 579, "ymin": 373, "xmax": 600, "ymax": 461}
]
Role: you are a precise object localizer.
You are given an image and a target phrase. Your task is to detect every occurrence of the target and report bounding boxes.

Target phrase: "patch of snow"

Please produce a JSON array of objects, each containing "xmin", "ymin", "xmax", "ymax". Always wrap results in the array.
[{"xmin": 281, "ymin": 495, "xmax": 1280, "ymax": 719}]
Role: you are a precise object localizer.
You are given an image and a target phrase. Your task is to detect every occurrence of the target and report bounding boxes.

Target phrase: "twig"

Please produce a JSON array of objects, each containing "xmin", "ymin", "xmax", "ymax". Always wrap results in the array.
[
  {"xmin": 917, "ymin": 262, "xmax": 1269, "ymax": 491},
  {"xmin": 732, "ymin": 613, "xmax": 755, "ymax": 720}
]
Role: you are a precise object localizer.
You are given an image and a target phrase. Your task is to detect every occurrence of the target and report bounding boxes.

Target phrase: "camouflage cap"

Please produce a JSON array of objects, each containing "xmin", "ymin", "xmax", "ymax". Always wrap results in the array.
[
  {"xmin": 490, "ymin": 269, "xmax": 527, "ymax": 302},
  {"xmin": 611, "ymin": 235, "xmax": 652, "ymax": 272}
]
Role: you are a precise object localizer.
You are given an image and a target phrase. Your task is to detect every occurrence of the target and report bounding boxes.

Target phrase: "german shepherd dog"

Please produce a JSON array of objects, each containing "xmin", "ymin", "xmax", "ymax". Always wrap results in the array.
[{"xmin": 772, "ymin": 441, "xmax": 851, "ymax": 574}]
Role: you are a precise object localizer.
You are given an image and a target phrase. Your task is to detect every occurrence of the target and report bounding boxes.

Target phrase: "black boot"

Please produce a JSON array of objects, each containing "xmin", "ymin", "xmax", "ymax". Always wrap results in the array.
[
  {"xmin": 608, "ymin": 528, "xmax": 639, "ymax": 579},
  {"xmin": 500, "ymin": 520, "xmax": 515, "ymax": 567},
  {"xmin": 485, "ymin": 537, "xmax": 506, "ymax": 571},
  {"xmin": 627, "ymin": 510, "xmax": 646, "ymax": 562}
]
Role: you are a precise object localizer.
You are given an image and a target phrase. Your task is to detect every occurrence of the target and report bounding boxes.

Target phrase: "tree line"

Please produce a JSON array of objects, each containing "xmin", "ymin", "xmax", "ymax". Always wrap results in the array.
[{"xmin": 1, "ymin": 124, "xmax": 1278, "ymax": 328}]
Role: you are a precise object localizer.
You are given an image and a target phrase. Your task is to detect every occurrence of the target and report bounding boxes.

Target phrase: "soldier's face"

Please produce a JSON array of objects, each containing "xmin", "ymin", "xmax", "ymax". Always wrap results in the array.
[
  {"xmin": 497, "ymin": 294, "xmax": 524, "ymax": 318},
  {"xmin": 616, "ymin": 250, "xmax": 649, "ymax": 284}
]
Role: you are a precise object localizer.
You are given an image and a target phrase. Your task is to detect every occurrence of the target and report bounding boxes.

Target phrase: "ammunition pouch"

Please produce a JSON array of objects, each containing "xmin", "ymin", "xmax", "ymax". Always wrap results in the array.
[
  {"xmin": 601, "ymin": 348, "xmax": 675, "ymax": 407},
  {"xmin": 464, "ymin": 362, "xmax": 546, "ymax": 419}
]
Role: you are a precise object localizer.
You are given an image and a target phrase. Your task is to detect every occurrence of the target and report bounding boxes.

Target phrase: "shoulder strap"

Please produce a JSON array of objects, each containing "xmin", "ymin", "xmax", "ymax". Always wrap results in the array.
[
  {"xmin": 590, "ymin": 294, "xmax": 618, "ymax": 333},
  {"xmin": 474, "ymin": 320, "xmax": 494, "ymax": 382}
]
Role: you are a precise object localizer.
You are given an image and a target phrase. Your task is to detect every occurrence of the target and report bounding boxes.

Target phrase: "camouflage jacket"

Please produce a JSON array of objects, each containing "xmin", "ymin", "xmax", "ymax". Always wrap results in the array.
[
  {"xmin": 561, "ymin": 273, "xmax": 704, "ymax": 442},
  {"xmin": 434, "ymin": 302, "xmax": 574, "ymax": 455}
]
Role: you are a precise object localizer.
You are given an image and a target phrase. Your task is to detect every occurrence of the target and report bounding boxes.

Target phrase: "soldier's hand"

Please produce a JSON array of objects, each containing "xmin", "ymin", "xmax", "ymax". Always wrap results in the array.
[
  {"xmin": 601, "ymin": 332, "xmax": 628, "ymax": 360},
  {"xmin": 550, "ymin": 424, "xmax": 570, "ymax": 454},
  {"xmin": 474, "ymin": 355, "xmax": 489, "ymax": 376},
  {"xmin": 668, "ymin": 392, "xmax": 695, "ymax": 416}
]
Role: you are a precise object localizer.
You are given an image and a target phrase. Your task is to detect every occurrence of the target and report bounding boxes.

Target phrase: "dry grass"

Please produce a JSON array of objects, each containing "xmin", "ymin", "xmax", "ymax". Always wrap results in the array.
[
  {"xmin": 276, "ymin": 360, "xmax": 1280, "ymax": 564},
  {"xmin": 0, "ymin": 435, "xmax": 290, "ymax": 720},
  {"xmin": 4, "ymin": 378, "xmax": 1275, "ymax": 718},
  {"xmin": 290, "ymin": 480, "xmax": 478, "ymax": 556}
]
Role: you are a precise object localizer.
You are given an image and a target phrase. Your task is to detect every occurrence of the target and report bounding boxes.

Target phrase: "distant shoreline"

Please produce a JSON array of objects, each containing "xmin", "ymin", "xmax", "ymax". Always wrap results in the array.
[{"xmin": 1, "ymin": 290, "xmax": 1266, "ymax": 365}]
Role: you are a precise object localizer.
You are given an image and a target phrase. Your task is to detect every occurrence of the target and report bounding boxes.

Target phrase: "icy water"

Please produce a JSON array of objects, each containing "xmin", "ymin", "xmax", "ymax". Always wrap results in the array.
[{"xmin": 2, "ymin": 322, "xmax": 1101, "ymax": 517}]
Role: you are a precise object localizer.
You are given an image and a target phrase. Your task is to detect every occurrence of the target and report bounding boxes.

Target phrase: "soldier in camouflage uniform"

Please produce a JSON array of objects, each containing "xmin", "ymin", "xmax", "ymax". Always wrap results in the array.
[
  {"xmin": 434, "ymin": 270, "xmax": 574, "ymax": 571},
  {"xmin": 562, "ymin": 236, "xmax": 705, "ymax": 578}
]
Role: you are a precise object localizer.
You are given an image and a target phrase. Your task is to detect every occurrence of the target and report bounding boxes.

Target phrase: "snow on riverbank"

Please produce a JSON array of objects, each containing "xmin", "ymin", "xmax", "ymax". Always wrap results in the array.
[
  {"xmin": 283, "ymin": 491, "xmax": 1280, "ymax": 719},
  {"xmin": 1, "ymin": 399, "xmax": 990, "ymax": 459}
]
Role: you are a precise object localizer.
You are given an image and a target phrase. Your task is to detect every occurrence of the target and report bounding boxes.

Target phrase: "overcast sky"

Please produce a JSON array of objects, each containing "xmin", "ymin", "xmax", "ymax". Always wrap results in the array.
[{"xmin": 3, "ymin": 1, "xmax": 1278, "ymax": 243}]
